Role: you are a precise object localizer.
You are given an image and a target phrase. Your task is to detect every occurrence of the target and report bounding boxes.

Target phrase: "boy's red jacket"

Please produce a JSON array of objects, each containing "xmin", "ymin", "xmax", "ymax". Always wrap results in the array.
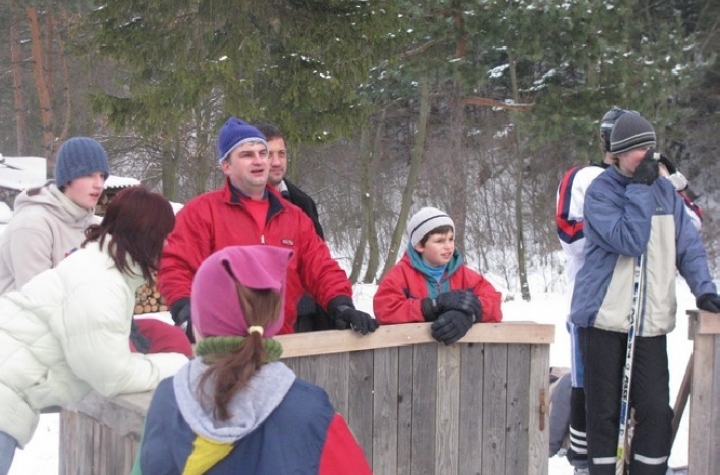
[{"xmin": 373, "ymin": 252, "xmax": 503, "ymax": 324}]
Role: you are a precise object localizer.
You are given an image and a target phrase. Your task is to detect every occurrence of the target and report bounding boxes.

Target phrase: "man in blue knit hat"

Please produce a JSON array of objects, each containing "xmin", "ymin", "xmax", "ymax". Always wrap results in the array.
[
  {"xmin": 0, "ymin": 137, "xmax": 109, "ymax": 294},
  {"xmin": 158, "ymin": 117, "xmax": 378, "ymax": 341}
]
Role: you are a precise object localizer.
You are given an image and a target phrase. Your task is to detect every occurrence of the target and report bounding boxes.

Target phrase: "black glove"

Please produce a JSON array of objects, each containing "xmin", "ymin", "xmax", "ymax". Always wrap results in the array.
[
  {"xmin": 170, "ymin": 297, "xmax": 195, "ymax": 342},
  {"xmin": 632, "ymin": 149, "xmax": 660, "ymax": 186},
  {"xmin": 431, "ymin": 310, "xmax": 474, "ymax": 345},
  {"xmin": 696, "ymin": 293, "xmax": 720, "ymax": 313},
  {"xmin": 328, "ymin": 296, "xmax": 379, "ymax": 335},
  {"xmin": 437, "ymin": 290, "xmax": 481, "ymax": 319},
  {"xmin": 657, "ymin": 154, "xmax": 677, "ymax": 175}
]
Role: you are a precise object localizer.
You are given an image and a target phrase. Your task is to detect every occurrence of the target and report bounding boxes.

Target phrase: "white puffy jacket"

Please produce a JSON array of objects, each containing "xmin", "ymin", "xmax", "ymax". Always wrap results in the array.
[{"xmin": 0, "ymin": 239, "xmax": 187, "ymax": 446}]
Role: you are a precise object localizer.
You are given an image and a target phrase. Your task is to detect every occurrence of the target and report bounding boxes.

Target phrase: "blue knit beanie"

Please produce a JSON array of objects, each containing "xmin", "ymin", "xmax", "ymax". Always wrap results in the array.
[
  {"xmin": 54, "ymin": 137, "xmax": 110, "ymax": 188},
  {"xmin": 217, "ymin": 117, "xmax": 267, "ymax": 163}
]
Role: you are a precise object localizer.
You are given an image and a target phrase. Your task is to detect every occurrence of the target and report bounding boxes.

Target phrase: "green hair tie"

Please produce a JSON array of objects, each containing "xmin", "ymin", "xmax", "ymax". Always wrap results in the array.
[{"xmin": 195, "ymin": 336, "xmax": 283, "ymax": 364}]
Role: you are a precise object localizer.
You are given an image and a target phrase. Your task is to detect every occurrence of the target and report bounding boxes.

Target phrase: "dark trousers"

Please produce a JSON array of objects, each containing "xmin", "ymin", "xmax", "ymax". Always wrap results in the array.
[
  {"xmin": 294, "ymin": 294, "xmax": 335, "ymax": 332},
  {"xmin": 568, "ymin": 387, "xmax": 588, "ymax": 468},
  {"xmin": 579, "ymin": 327, "xmax": 672, "ymax": 475}
]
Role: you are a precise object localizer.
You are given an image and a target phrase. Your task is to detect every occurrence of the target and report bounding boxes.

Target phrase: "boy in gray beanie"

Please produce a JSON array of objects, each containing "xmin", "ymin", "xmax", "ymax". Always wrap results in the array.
[
  {"xmin": 609, "ymin": 112, "xmax": 656, "ymax": 155},
  {"xmin": 374, "ymin": 206, "xmax": 503, "ymax": 345},
  {"xmin": 0, "ymin": 137, "xmax": 110, "ymax": 294},
  {"xmin": 571, "ymin": 111, "xmax": 720, "ymax": 474}
]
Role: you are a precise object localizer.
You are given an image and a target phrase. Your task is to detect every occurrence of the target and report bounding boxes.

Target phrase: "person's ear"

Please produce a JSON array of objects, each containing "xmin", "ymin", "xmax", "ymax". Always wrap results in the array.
[{"xmin": 413, "ymin": 242, "xmax": 425, "ymax": 253}]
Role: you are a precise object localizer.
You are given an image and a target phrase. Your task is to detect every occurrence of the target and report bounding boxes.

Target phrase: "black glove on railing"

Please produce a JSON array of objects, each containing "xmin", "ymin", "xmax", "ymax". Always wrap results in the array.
[
  {"xmin": 431, "ymin": 310, "xmax": 475, "ymax": 345},
  {"xmin": 328, "ymin": 296, "xmax": 379, "ymax": 335},
  {"xmin": 438, "ymin": 290, "xmax": 481, "ymax": 318},
  {"xmin": 170, "ymin": 297, "xmax": 194, "ymax": 342},
  {"xmin": 422, "ymin": 290, "xmax": 481, "ymax": 322},
  {"xmin": 632, "ymin": 150, "xmax": 660, "ymax": 186},
  {"xmin": 696, "ymin": 293, "xmax": 720, "ymax": 313},
  {"xmin": 421, "ymin": 297, "xmax": 440, "ymax": 321}
]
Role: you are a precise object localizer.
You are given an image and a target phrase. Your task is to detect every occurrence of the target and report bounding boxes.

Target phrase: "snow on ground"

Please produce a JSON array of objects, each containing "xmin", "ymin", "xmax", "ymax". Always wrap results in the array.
[{"xmin": 9, "ymin": 279, "xmax": 696, "ymax": 474}]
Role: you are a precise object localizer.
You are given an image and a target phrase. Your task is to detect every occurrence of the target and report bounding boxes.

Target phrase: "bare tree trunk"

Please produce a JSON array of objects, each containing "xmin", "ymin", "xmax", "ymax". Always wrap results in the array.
[
  {"xmin": 349, "ymin": 125, "xmax": 371, "ymax": 283},
  {"xmin": 448, "ymin": 0, "xmax": 468, "ymax": 252},
  {"xmin": 53, "ymin": 12, "xmax": 71, "ymax": 144},
  {"xmin": 508, "ymin": 51, "xmax": 531, "ymax": 301},
  {"xmin": 380, "ymin": 76, "xmax": 430, "ymax": 278},
  {"xmin": 161, "ymin": 134, "xmax": 178, "ymax": 200},
  {"xmin": 448, "ymin": 79, "xmax": 468, "ymax": 253},
  {"xmin": 27, "ymin": 6, "xmax": 55, "ymax": 166},
  {"xmin": 361, "ymin": 111, "xmax": 385, "ymax": 283},
  {"xmin": 193, "ymin": 106, "xmax": 213, "ymax": 195},
  {"xmin": 10, "ymin": 9, "xmax": 27, "ymax": 154},
  {"xmin": 44, "ymin": 7, "xmax": 54, "ymax": 96}
]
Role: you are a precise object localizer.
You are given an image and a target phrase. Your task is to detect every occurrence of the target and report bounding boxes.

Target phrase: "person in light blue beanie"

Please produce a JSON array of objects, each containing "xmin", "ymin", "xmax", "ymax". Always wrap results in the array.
[{"xmin": 0, "ymin": 136, "xmax": 110, "ymax": 294}]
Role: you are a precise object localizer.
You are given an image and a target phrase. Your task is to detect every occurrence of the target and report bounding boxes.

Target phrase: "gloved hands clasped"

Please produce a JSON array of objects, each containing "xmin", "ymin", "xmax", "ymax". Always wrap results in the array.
[
  {"xmin": 632, "ymin": 149, "xmax": 660, "ymax": 186},
  {"xmin": 431, "ymin": 310, "xmax": 475, "ymax": 345},
  {"xmin": 696, "ymin": 293, "xmax": 720, "ymax": 313},
  {"xmin": 328, "ymin": 296, "xmax": 379, "ymax": 335},
  {"xmin": 421, "ymin": 290, "xmax": 482, "ymax": 322},
  {"xmin": 421, "ymin": 290, "xmax": 482, "ymax": 344}
]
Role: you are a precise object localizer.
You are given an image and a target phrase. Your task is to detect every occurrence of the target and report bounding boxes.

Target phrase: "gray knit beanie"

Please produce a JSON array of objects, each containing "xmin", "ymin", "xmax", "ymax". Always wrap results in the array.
[
  {"xmin": 407, "ymin": 207, "xmax": 455, "ymax": 247},
  {"xmin": 609, "ymin": 113, "xmax": 656, "ymax": 155},
  {"xmin": 54, "ymin": 137, "xmax": 110, "ymax": 188}
]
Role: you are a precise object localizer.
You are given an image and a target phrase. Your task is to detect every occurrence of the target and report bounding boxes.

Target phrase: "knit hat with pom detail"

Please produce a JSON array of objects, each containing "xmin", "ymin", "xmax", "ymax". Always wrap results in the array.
[
  {"xmin": 610, "ymin": 113, "xmax": 656, "ymax": 155},
  {"xmin": 217, "ymin": 117, "xmax": 268, "ymax": 164},
  {"xmin": 407, "ymin": 207, "xmax": 455, "ymax": 247},
  {"xmin": 54, "ymin": 137, "xmax": 110, "ymax": 188}
]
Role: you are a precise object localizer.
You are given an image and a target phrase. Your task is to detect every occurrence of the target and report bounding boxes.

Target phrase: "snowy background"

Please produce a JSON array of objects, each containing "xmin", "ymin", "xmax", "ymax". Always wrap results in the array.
[{"xmin": 8, "ymin": 273, "xmax": 696, "ymax": 474}]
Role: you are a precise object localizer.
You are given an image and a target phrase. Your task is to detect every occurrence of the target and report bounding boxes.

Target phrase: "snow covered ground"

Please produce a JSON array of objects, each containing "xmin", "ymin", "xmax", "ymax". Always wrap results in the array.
[{"xmin": 8, "ymin": 279, "xmax": 696, "ymax": 474}]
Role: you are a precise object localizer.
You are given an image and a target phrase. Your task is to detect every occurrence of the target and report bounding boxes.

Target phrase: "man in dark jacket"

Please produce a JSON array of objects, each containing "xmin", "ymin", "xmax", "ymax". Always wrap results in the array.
[{"xmin": 256, "ymin": 123, "xmax": 334, "ymax": 332}]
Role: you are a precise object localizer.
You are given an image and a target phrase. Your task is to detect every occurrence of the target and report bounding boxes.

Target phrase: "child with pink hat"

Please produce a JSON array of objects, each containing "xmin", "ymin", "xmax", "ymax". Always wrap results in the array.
[{"xmin": 133, "ymin": 245, "xmax": 372, "ymax": 474}]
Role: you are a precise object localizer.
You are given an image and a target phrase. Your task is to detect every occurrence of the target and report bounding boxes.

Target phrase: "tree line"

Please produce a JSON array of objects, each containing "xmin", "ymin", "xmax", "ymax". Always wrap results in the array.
[{"xmin": 1, "ymin": 0, "xmax": 719, "ymax": 299}]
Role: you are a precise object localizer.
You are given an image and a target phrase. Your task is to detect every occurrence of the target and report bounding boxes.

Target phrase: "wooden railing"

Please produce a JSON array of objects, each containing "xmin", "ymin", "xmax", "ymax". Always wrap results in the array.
[
  {"xmin": 686, "ymin": 310, "xmax": 720, "ymax": 474},
  {"xmin": 59, "ymin": 321, "xmax": 554, "ymax": 475}
]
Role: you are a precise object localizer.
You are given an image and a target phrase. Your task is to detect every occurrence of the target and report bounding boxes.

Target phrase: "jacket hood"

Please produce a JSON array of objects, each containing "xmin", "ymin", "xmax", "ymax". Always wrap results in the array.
[
  {"xmin": 13, "ymin": 182, "xmax": 94, "ymax": 225},
  {"xmin": 173, "ymin": 359, "xmax": 295, "ymax": 443}
]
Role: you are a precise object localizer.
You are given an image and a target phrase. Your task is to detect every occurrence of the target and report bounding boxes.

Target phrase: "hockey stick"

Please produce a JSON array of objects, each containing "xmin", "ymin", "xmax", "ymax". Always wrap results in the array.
[{"xmin": 616, "ymin": 254, "xmax": 645, "ymax": 475}]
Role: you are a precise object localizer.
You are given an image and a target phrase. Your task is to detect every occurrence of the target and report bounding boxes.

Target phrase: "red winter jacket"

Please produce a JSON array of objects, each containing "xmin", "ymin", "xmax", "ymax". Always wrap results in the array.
[
  {"xmin": 158, "ymin": 180, "xmax": 351, "ymax": 334},
  {"xmin": 373, "ymin": 252, "xmax": 503, "ymax": 324}
]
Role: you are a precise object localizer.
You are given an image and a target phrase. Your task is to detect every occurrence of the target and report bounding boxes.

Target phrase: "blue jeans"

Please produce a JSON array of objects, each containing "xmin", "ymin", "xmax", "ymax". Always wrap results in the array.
[{"xmin": 0, "ymin": 431, "xmax": 17, "ymax": 475}]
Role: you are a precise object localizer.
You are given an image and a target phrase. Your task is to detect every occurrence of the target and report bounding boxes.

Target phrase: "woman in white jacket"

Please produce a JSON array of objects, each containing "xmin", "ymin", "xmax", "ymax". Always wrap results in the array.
[{"xmin": 0, "ymin": 186, "xmax": 189, "ymax": 475}]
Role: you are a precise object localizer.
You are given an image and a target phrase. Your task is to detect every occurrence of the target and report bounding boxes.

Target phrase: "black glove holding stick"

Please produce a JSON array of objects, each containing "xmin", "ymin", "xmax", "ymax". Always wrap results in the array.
[
  {"xmin": 328, "ymin": 296, "xmax": 379, "ymax": 335},
  {"xmin": 421, "ymin": 290, "xmax": 482, "ymax": 322},
  {"xmin": 632, "ymin": 149, "xmax": 660, "ymax": 186}
]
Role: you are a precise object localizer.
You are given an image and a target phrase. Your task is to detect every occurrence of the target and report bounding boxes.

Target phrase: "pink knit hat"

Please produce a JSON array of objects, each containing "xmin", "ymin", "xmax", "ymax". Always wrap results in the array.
[{"xmin": 191, "ymin": 245, "xmax": 293, "ymax": 338}]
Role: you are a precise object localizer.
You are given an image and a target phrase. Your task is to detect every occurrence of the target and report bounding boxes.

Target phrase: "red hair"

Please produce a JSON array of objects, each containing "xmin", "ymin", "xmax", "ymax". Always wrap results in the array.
[{"xmin": 83, "ymin": 187, "xmax": 175, "ymax": 285}]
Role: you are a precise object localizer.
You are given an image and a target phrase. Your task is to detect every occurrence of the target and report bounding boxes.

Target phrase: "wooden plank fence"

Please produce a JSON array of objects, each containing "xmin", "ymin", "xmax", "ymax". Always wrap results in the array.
[
  {"xmin": 686, "ymin": 310, "xmax": 720, "ymax": 475},
  {"xmin": 59, "ymin": 321, "xmax": 553, "ymax": 475}
]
